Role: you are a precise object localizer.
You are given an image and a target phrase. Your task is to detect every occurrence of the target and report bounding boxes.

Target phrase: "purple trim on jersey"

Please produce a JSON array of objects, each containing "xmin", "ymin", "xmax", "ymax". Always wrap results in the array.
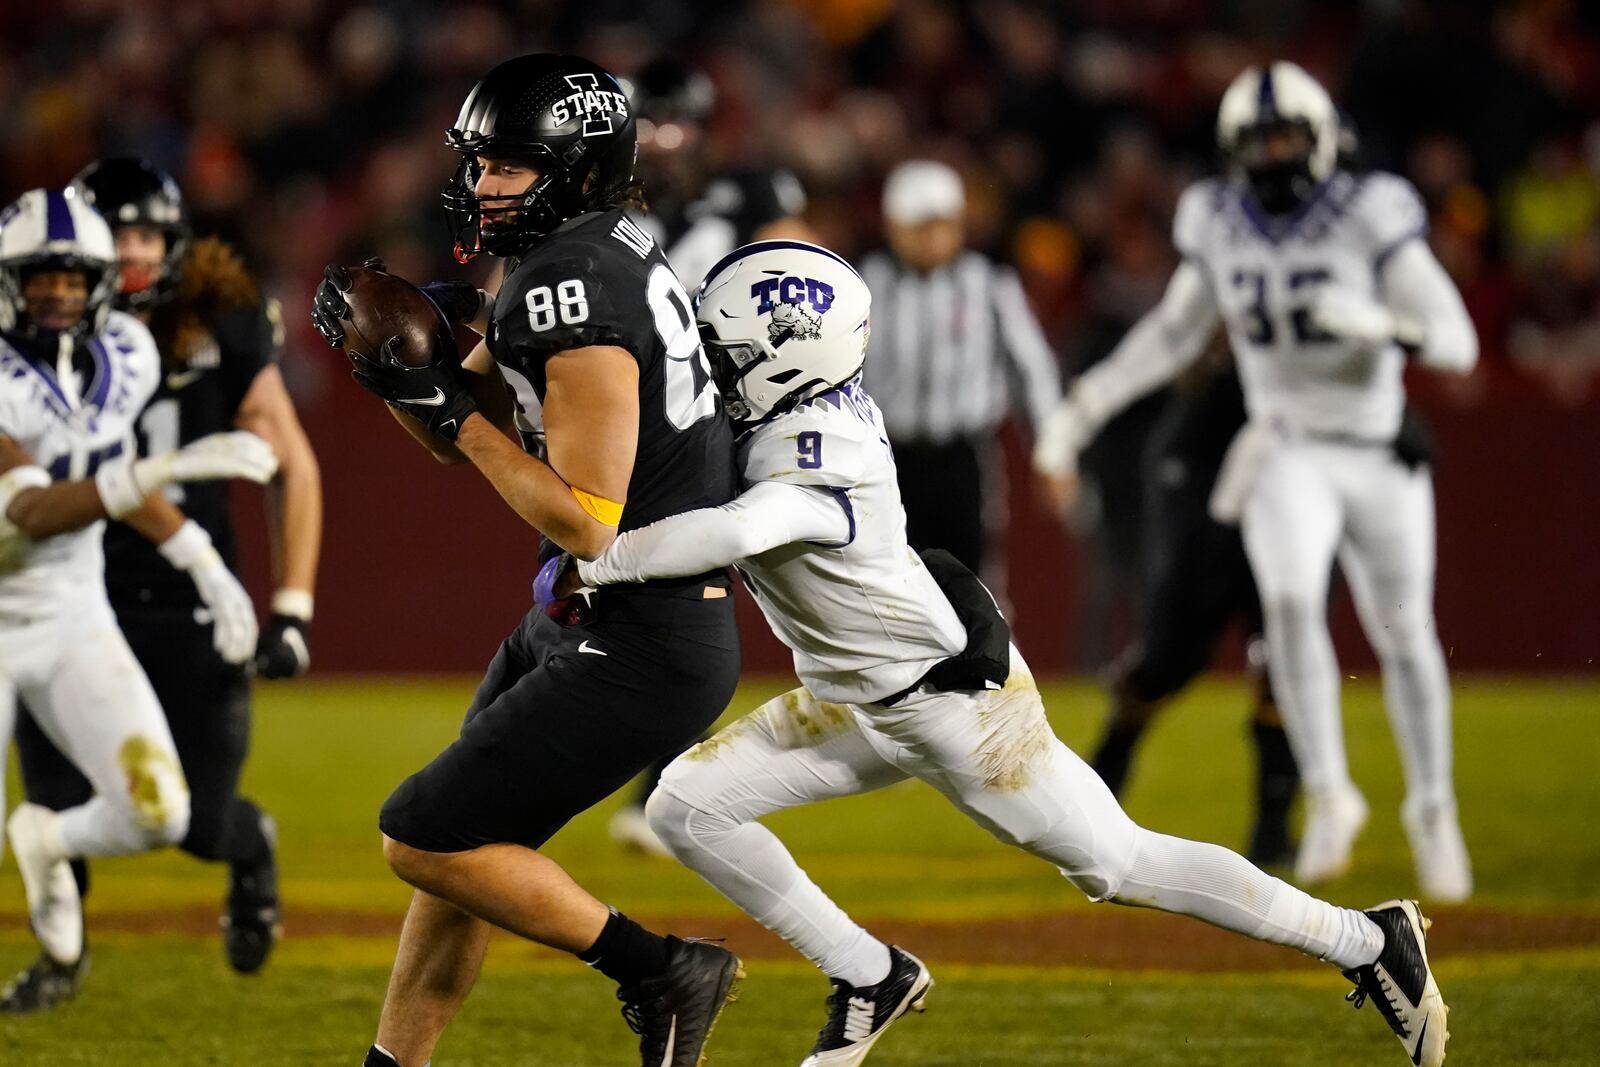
[
  {"xmin": 701, "ymin": 238, "xmax": 863, "ymax": 293},
  {"xmin": 86, "ymin": 338, "xmax": 113, "ymax": 409},
  {"xmin": 15, "ymin": 345, "xmax": 73, "ymax": 411},
  {"xmin": 1373, "ymin": 224, "xmax": 1429, "ymax": 274},
  {"xmin": 804, "ymin": 486, "xmax": 856, "ymax": 549},
  {"xmin": 44, "ymin": 191, "xmax": 75, "ymax": 243},
  {"xmin": 1236, "ymin": 177, "xmax": 1336, "ymax": 243}
]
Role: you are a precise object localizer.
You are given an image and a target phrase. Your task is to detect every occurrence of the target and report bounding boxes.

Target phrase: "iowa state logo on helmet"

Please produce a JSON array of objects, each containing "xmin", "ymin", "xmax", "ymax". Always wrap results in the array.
[
  {"xmin": 752, "ymin": 275, "xmax": 834, "ymax": 345},
  {"xmin": 551, "ymin": 73, "xmax": 630, "ymax": 136}
]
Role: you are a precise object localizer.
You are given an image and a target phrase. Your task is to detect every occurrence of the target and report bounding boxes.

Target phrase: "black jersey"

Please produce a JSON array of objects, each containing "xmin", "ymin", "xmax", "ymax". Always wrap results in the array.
[
  {"xmin": 487, "ymin": 208, "xmax": 735, "ymax": 568},
  {"xmin": 646, "ymin": 167, "xmax": 807, "ymax": 291},
  {"xmin": 103, "ymin": 300, "xmax": 281, "ymax": 607}
]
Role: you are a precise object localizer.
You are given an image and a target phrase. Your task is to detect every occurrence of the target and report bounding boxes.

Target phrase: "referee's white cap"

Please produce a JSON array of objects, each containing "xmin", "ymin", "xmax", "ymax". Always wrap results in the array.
[{"xmin": 882, "ymin": 160, "xmax": 964, "ymax": 225}]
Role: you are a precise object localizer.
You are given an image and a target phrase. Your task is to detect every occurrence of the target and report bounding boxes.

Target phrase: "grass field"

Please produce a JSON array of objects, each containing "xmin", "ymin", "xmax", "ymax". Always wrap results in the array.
[{"xmin": 3, "ymin": 674, "xmax": 1597, "ymax": 1065}]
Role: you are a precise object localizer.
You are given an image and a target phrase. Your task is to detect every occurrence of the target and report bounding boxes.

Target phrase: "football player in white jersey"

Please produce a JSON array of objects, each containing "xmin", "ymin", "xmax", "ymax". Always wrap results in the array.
[
  {"xmin": 1033, "ymin": 62, "xmax": 1477, "ymax": 904},
  {"xmin": 0, "ymin": 188, "xmax": 278, "ymax": 1010},
  {"xmin": 541, "ymin": 240, "xmax": 1450, "ymax": 1067}
]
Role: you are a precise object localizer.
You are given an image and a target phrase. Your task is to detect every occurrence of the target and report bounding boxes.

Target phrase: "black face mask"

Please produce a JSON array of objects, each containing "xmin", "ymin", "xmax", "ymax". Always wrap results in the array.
[{"xmin": 1246, "ymin": 157, "xmax": 1319, "ymax": 215}]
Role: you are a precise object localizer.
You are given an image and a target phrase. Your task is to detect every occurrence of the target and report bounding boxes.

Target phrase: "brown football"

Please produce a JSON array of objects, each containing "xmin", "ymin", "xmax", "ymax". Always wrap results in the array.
[{"xmin": 339, "ymin": 266, "xmax": 457, "ymax": 368}]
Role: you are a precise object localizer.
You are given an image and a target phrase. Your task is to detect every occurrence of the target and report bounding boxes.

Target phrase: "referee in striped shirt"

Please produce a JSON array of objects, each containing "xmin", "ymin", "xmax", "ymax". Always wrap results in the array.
[{"xmin": 861, "ymin": 160, "xmax": 1063, "ymax": 577}]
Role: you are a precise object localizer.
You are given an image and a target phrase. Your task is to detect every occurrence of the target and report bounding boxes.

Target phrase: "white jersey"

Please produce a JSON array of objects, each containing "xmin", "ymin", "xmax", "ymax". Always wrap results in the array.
[
  {"xmin": 733, "ymin": 382, "xmax": 966, "ymax": 704},
  {"xmin": 1177, "ymin": 170, "xmax": 1427, "ymax": 440},
  {"xmin": 0, "ymin": 311, "xmax": 161, "ymax": 619}
]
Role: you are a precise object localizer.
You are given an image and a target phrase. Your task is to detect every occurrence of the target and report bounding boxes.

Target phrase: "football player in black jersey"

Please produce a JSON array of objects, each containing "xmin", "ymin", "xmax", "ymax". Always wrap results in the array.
[
  {"xmin": 1075, "ymin": 360, "xmax": 1301, "ymax": 866},
  {"xmin": 9, "ymin": 158, "xmax": 322, "ymax": 989},
  {"xmin": 312, "ymin": 54, "xmax": 742, "ymax": 1067},
  {"xmin": 629, "ymin": 56, "xmax": 813, "ymax": 298},
  {"xmin": 602, "ymin": 55, "xmax": 816, "ymax": 856}
]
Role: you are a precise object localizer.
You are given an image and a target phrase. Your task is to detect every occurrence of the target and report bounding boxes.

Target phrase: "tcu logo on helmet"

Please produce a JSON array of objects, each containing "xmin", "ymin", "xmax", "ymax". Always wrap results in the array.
[
  {"xmin": 752, "ymin": 276, "xmax": 834, "ymax": 344},
  {"xmin": 553, "ymin": 73, "xmax": 630, "ymax": 137}
]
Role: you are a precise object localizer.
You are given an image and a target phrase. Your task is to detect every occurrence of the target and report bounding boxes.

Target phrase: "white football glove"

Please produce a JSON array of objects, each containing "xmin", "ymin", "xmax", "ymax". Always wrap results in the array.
[
  {"xmin": 97, "ymin": 431, "xmax": 279, "ymax": 518},
  {"xmin": 1307, "ymin": 286, "xmax": 1421, "ymax": 349},
  {"xmin": 158, "ymin": 520, "xmax": 258, "ymax": 664}
]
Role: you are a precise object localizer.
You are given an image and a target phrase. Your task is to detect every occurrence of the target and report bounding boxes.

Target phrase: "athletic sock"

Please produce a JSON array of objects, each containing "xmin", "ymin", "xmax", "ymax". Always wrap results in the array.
[
  {"xmin": 1115, "ymin": 827, "xmax": 1385, "ymax": 970},
  {"xmin": 364, "ymin": 1044, "xmax": 426, "ymax": 1067},
  {"xmin": 1248, "ymin": 721, "xmax": 1299, "ymax": 855},
  {"xmin": 222, "ymin": 798, "xmax": 274, "ymax": 869},
  {"xmin": 578, "ymin": 908, "xmax": 671, "ymax": 988}
]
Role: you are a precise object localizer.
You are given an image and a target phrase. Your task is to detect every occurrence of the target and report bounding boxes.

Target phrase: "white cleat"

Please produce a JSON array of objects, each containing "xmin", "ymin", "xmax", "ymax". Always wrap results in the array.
[
  {"xmin": 801, "ymin": 946, "xmax": 932, "ymax": 1067},
  {"xmin": 609, "ymin": 805, "xmax": 673, "ymax": 858},
  {"xmin": 6, "ymin": 804, "xmax": 83, "ymax": 966},
  {"xmin": 1342, "ymin": 899, "xmax": 1449, "ymax": 1067},
  {"xmin": 1402, "ymin": 800, "xmax": 1473, "ymax": 904},
  {"xmin": 1295, "ymin": 783, "xmax": 1369, "ymax": 885}
]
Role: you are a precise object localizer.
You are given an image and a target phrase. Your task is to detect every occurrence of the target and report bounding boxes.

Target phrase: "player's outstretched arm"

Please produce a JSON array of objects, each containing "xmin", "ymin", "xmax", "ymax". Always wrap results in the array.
[
  {"xmin": 235, "ymin": 363, "xmax": 323, "ymax": 675},
  {"xmin": 0, "ymin": 430, "xmax": 278, "ymax": 541},
  {"xmin": 1033, "ymin": 260, "xmax": 1220, "ymax": 493},
  {"xmin": 123, "ymin": 493, "xmax": 260, "ymax": 664},
  {"xmin": 1379, "ymin": 240, "xmax": 1478, "ymax": 373},
  {"xmin": 575, "ymin": 480, "xmax": 853, "ymax": 587},
  {"xmin": 455, "ymin": 344, "xmax": 637, "ymax": 561}
]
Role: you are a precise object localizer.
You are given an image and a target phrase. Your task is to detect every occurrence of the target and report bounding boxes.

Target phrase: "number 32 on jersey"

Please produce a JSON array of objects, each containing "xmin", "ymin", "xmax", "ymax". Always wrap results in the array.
[{"xmin": 526, "ymin": 264, "xmax": 718, "ymax": 431}]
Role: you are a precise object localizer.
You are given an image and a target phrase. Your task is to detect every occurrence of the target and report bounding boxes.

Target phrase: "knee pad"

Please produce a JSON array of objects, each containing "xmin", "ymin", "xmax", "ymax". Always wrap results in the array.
[
  {"xmin": 644, "ymin": 786, "xmax": 733, "ymax": 857},
  {"xmin": 118, "ymin": 735, "xmax": 190, "ymax": 845}
]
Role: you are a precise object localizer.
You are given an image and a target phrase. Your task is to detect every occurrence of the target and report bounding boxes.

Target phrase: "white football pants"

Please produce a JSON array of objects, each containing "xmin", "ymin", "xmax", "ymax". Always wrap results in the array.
[
  {"xmin": 648, "ymin": 648, "xmax": 1383, "ymax": 984},
  {"xmin": 0, "ymin": 596, "xmax": 190, "ymax": 857},
  {"xmin": 1241, "ymin": 438, "xmax": 1456, "ymax": 819}
]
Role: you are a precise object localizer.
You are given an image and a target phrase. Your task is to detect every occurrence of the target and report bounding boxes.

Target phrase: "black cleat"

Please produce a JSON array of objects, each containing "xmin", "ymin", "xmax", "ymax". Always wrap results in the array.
[
  {"xmin": 802, "ymin": 945, "xmax": 932, "ymax": 1066},
  {"xmin": 617, "ymin": 936, "xmax": 743, "ymax": 1066},
  {"xmin": 0, "ymin": 950, "xmax": 89, "ymax": 1013},
  {"xmin": 222, "ymin": 814, "xmax": 281, "ymax": 974},
  {"xmin": 1342, "ymin": 899, "xmax": 1449, "ymax": 1067}
]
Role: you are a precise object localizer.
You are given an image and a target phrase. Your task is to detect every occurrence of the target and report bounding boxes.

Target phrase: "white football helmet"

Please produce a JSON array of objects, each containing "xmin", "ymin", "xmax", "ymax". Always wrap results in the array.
[
  {"xmin": 695, "ymin": 240, "xmax": 871, "ymax": 423},
  {"xmin": 1216, "ymin": 61, "xmax": 1339, "ymax": 213},
  {"xmin": 0, "ymin": 188, "xmax": 119, "ymax": 339}
]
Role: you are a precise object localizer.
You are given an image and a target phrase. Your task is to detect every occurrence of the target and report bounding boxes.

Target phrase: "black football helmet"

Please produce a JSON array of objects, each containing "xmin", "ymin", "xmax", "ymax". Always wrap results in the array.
[
  {"xmin": 69, "ymin": 157, "xmax": 190, "ymax": 311},
  {"xmin": 442, "ymin": 53, "xmax": 637, "ymax": 260},
  {"xmin": 629, "ymin": 57, "xmax": 716, "ymax": 128}
]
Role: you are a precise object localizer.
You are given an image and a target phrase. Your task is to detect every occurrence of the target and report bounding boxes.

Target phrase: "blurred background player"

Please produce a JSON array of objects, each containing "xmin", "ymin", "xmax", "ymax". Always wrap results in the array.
[
  {"xmin": 628, "ymin": 56, "xmax": 814, "ymax": 290},
  {"xmin": 861, "ymin": 159, "xmax": 1062, "ymax": 583},
  {"xmin": 0, "ymin": 187, "xmax": 280, "ymax": 1011},
  {"xmin": 1034, "ymin": 62, "xmax": 1477, "ymax": 902},
  {"xmin": 1036, "ymin": 121, "xmax": 1363, "ymax": 867},
  {"xmin": 1040, "ymin": 356, "xmax": 1300, "ymax": 866},
  {"xmin": 10, "ymin": 158, "xmax": 323, "ymax": 981},
  {"xmin": 607, "ymin": 55, "xmax": 816, "ymax": 856}
]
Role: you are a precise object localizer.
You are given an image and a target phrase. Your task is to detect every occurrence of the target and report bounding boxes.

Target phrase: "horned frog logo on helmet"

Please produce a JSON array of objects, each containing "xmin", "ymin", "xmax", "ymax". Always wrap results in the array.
[{"xmin": 769, "ymin": 299, "xmax": 823, "ymax": 344}]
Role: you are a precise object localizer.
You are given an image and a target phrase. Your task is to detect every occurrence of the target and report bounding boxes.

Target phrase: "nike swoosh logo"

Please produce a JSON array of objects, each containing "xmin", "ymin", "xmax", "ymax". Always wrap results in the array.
[
  {"xmin": 1411, "ymin": 1016, "xmax": 1428, "ymax": 1065},
  {"xmin": 578, "ymin": 640, "xmax": 607, "ymax": 656},
  {"xmin": 404, "ymin": 389, "xmax": 447, "ymax": 407},
  {"xmin": 166, "ymin": 368, "xmax": 205, "ymax": 390},
  {"xmin": 660, "ymin": 1016, "xmax": 675, "ymax": 1066}
]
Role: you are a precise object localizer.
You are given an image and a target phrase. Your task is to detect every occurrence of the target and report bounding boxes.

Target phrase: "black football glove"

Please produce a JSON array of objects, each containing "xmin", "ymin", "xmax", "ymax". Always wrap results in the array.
[
  {"xmin": 311, "ymin": 258, "xmax": 387, "ymax": 349},
  {"xmin": 350, "ymin": 338, "xmax": 477, "ymax": 441},
  {"xmin": 255, "ymin": 612, "xmax": 311, "ymax": 679},
  {"xmin": 421, "ymin": 280, "xmax": 487, "ymax": 326}
]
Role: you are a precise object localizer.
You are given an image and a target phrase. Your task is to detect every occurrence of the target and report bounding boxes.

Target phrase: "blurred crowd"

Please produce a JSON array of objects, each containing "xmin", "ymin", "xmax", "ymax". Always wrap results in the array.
[{"xmin": 2, "ymin": 0, "xmax": 1598, "ymax": 403}]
